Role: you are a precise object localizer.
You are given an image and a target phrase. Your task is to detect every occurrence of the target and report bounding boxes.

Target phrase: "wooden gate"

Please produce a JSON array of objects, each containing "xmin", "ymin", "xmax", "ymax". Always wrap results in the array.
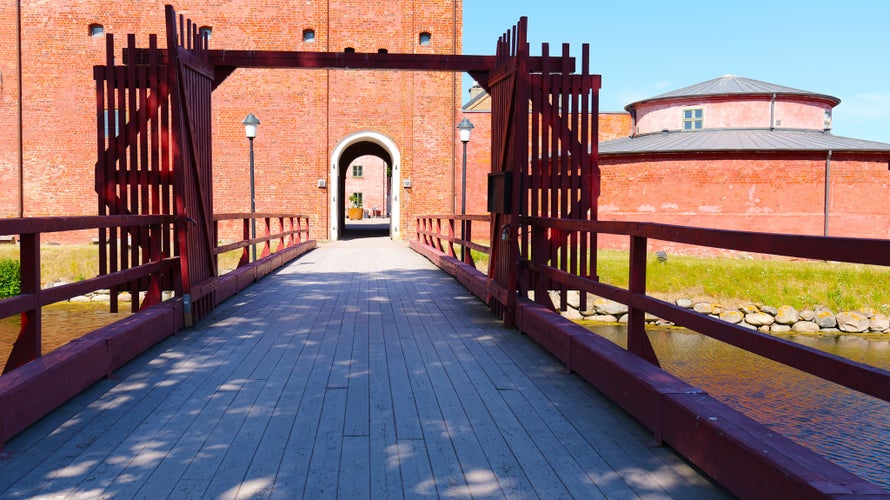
[
  {"xmin": 94, "ymin": 6, "xmax": 215, "ymax": 324},
  {"xmin": 486, "ymin": 18, "xmax": 601, "ymax": 326}
]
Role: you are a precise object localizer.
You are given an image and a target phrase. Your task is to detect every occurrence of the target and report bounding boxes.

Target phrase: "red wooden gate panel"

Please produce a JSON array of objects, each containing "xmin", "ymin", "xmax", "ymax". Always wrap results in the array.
[
  {"xmin": 94, "ymin": 6, "xmax": 216, "ymax": 325},
  {"xmin": 487, "ymin": 19, "xmax": 606, "ymax": 329},
  {"xmin": 486, "ymin": 19, "xmax": 529, "ymax": 327},
  {"xmin": 95, "ymin": 34, "xmax": 175, "ymax": 314},
  {"xmin": 525, "ymin": 44, "xmax": 601, "ymax": 315},
  {"xmin": 165, "ymin": 6, "xmax": 216, "ymax": 324}
]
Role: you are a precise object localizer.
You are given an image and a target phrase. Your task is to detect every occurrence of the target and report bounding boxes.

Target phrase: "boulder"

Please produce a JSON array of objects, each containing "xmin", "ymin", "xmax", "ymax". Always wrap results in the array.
[
  {"xmin": 799, "ymin": 309, "xmax": 816, "ymax": 321},
  {"xmin": 676, "ymin": 298, "xmax": 693, "ymax": 309},
  {"xmin": 739, "ymin": 304, "xmax": 759, "ymax": 314},
  {"xmin": 566, "ymin": 290, "xmax": 582, "ymax": 309},
  {"xmin": 70, "ymin": 295, "xmax": 91, "ymax": 303},
  {"xmin": 739, "ymin": 322, "xmax": 757, "ymax": 330},
  {"xmin": 592, "ymin": 298, "xmax": 628, "ymax": 316},
  {"xmin": 858, "ymin": 307, "xmax": 876, "ymax": 319},
  {"xmin": 774, "ymin": 305, "xmax": 799, "ymax": 325},
  {"xmin": 719, "ymin": 311, "xmax": 744, "ymax": 324},
  {"xmin": 770, "ymin": 324, "xmax": 792, "ymax": 333},
  {"xmin": 870, "ymin": 314, "xmax": 890, "ymax": 333},
  {"xmin": 560, "ymin": 307, "xmax": 583, "ymax": 321},
  {"xmin": 814, "ymin": 308, "xmax": 837, "ymax": 329},
  {"xmin": 745, "ymin": 312, "xmax": 775, "ymax": 327},
  {"xmin": 760, "ymin": 305, "xmax": 778, "ymax": 316},
  {"xmin": 792, "ymin": 321, "xmax": 821, "ymax": 333},
  {"xmin": 835, "ymin": 311, "xmax": 870, "ymax": 333},
  {"xmin": 693, "ymin": 302, "xmax": 714, "ymax": 314},
  {"xmin": 618, "ymin": 314, "xmax": 628, "ymax": 323}
]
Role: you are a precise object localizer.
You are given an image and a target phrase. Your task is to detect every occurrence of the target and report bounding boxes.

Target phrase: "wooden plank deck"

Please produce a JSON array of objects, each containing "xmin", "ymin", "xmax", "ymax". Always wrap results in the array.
[{"xmin": 0, "ymin": 237, "xmax": 729, "ymax": 499}]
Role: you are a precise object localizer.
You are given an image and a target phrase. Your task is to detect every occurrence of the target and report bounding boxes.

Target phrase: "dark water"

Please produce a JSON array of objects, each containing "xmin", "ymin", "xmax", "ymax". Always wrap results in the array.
[
  {"xmin": 584, "ymin": 323, "xmax": 890, "ymax": 491},
  {"xmin": 0, "ymin": 302, "xmax": 130, "ymax": 373}
]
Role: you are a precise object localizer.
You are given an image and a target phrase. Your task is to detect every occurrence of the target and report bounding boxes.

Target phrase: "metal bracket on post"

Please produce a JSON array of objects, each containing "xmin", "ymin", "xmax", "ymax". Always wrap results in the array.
[{"xmin": 183, "ymin": 293, "xmax": 192, "ymax": 327}]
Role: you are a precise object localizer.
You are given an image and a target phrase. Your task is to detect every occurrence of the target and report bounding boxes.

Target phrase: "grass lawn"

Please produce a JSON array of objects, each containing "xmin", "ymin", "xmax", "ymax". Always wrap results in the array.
[{"xmin": 2, "ymin": 244, "xmax": 888, "ymax": 313}]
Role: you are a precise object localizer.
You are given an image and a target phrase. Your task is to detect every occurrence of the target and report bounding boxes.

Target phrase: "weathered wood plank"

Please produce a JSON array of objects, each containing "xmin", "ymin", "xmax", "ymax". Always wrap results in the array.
[{"xmin": 0, "ymin": 237, "xmax": 729, "ymax": 499}]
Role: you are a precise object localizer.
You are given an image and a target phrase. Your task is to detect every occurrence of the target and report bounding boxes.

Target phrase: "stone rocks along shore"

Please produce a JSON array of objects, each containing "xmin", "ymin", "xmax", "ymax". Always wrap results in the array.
[{"xmin": 548, "ymin": 290, "xmax": 890, "ymax": 335}]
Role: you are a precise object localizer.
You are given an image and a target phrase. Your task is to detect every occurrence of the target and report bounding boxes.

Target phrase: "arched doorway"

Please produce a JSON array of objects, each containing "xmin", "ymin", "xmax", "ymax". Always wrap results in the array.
[{"xmin": 329, "ymin": 131, "xmax": 401, "ymax": 240}]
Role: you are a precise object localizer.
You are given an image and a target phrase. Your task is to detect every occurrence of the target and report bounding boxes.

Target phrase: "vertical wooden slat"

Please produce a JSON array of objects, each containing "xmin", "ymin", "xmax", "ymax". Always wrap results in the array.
[
  {"xmin": 160, "ymin": 66, "xmax": 173, "ymax": 260},
  {"xmin": 579, "ymin": 45, "xmax": 591, "ymax": 289}
]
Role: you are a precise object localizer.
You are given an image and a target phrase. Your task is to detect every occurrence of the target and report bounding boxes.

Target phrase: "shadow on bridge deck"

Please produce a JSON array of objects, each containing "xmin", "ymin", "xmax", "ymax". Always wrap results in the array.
[
  {"xmin": 0, "ymin": 239, "xmax": 728, "ymax": 499},
  {"xmin": 341, "ymin": 217, "xmax": 392, "ymax": 240}
]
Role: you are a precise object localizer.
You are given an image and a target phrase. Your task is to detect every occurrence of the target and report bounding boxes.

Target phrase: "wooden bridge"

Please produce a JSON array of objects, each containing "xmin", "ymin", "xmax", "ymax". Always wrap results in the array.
[
  {"xmin": 0, "ymin": 234, "xmax": 731, "ymax": 498},
  {"xmin": 1, "ymin": 5, "xmax": 889, "ymax": 498}
]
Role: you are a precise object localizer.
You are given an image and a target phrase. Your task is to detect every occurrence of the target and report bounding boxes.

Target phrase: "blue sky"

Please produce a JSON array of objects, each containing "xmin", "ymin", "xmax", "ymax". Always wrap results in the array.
[{"xmin": 462, "ymin": 0, "xmax": 890, "ymax": 143}]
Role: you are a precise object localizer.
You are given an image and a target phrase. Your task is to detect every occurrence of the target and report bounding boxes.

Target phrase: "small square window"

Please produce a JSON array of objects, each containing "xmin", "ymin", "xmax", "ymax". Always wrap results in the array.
[
  {"xmin": 682, "ymin": 108, "xmax": 704, "ymax": 130},
  {"xmin": 199, "ymin": 26, "xmax": 212, "ymax": 41},
  {"xmin": 419, "ymin": 32, "xmax": 431, "ymax": 46},
  {"xmin": 89, "ymin": 24, "xmax": 104, "ymax": 37},
  {"xmin": 303, "ymin": 29, "xmax": 315, "ymax": 43},
  {"xmin": 352, "ymin": 165, "xmax": 363, "ymax": 177}
]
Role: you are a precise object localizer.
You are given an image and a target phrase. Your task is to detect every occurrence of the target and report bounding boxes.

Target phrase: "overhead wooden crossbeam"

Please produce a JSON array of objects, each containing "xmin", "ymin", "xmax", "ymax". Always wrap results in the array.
[{"xmin": 125, "ymin": 49, "xmax": 574, "ymax": 90}]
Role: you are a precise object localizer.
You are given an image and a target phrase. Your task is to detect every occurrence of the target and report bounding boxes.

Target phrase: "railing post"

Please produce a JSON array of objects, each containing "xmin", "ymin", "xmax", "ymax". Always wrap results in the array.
[
  {"xmin": 447, "ymin": 218, "xmax": 457, "ymax": 258},
  {"xmin": 3, "ymin": 233, "xmax": 41, "ymax": 373},
  {"xmin": 627, "ymin": 235, "xmax": 660, "ymax": 367},
  {"xmin": 239, "ymin": 217, "xmax": 250, "ymax": 267},
  {"xmin": 261, "ymin": 217, "xmax": 272, "ymax": 258},
  {"xmin": 464, "ymin": 219, "xmax": 474, "ymax": 266}
]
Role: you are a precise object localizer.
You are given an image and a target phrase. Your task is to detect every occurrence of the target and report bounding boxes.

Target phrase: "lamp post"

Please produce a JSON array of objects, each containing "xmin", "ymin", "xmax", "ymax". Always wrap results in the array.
[
  {"xmin": 242, "ymin": 113, "xmax": 260, "ymax": 262},
  {"xmin": 457, "ymin": 118, "xmax": 474, "ymax": 262}
]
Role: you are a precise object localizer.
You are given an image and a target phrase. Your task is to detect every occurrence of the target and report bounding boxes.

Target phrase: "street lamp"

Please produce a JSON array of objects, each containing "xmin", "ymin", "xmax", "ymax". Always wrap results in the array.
[
  {"xmin": 242, "ymin": 113, "xmax": 260, "ymax": 262},
  {"xmin": 457, "ymin": 117, "xmax": 474, "ymax": 262}
]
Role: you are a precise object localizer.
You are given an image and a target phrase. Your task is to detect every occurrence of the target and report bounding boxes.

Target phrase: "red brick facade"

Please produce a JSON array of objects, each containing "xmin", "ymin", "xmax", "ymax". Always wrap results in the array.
[{"xmin": 0, "ymin": 0, "xmax": 463, "ymax": 241}]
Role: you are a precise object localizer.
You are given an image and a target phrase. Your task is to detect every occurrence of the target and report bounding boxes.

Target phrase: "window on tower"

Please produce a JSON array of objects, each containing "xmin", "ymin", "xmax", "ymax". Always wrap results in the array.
[
  {"xmin": 419, "ymin": 32, "xmax": 431, "ymax": 46},
  {"xmin": 682, "ymin": 108, "xmax": 704, "ymax": 130}
]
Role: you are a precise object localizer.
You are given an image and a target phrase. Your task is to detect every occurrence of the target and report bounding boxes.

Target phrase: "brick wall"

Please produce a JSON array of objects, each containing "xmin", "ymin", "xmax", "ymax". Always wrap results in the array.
[
  {"xmin": 598, "ymin": 153, "xmax": 890, "ymax": 247},
  {"xmin": 1, "ymin": 0, "xmax": 462, "ymax": 241}
]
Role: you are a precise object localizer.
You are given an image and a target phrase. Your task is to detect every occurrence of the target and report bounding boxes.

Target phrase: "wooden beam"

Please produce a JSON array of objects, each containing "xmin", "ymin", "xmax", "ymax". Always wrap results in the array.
[{"xmin": 125, "ymin": 49, "xmax": 574, "ymax": 75}]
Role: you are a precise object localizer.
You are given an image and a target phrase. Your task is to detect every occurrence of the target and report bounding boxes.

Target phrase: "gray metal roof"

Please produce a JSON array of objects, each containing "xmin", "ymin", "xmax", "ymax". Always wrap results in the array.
[
  {"xmin": 599, "ymin": 128, "xmax": 890, "ymax": 155},
  {"xmin": 626, "ymin": 74, "xmax": 841, "ymax": 111}
]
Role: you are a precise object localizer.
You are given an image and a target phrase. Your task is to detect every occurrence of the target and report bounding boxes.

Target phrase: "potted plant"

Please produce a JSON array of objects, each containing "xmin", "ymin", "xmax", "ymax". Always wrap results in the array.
[{"xmin": 347, "ymin": 194, "xmax": 364, "ymax": 220}]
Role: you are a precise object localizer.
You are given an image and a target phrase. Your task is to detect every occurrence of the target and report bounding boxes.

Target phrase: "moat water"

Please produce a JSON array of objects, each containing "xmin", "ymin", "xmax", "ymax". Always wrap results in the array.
[{"xmin": 585, "ymin": 323, "xmax": 890, "ymax": 491}]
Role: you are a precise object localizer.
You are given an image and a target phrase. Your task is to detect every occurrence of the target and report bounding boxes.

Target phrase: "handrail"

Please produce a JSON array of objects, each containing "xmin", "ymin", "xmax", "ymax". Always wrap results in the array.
[
  {"xmin": 0, "ymin": 215, "xmax": 178, "ymax": 373},
  {"xmin": 212, "ymin": 213, "xmax": 311, "ymax": 268},
  {"xmin": 415, "ymin": 214, "xmax": 490, "ymax": 268},
  {"xmin": 519, "ymin": 216, "xmax": 890, "ymax": 403},
  {"xmin": 413, "ymin": 214, "xmax": 890, "ymax": 404}
]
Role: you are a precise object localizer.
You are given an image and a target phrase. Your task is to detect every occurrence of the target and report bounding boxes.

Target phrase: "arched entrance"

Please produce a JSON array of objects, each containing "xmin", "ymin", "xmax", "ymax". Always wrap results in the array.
[{"xmin": 329, "ymin": 131, "xmax": 401, "ymax": 241}]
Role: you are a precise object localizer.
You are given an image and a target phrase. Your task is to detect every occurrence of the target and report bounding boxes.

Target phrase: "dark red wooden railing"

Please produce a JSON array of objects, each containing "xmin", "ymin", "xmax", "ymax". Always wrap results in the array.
[
  {"xmin": 0, "ymin": 212, "xmax": 314, "ymax": 450},
  {"xmin": 214, "ymin": 213, "xmax": 311, "ymax": 268},
  {"xmin": 415, "ymin": 214, "xmax": 490, "ymax": 268},
  {"xmin": 413, "ymin": 213, "xmax": 890, "ymax": 497}
]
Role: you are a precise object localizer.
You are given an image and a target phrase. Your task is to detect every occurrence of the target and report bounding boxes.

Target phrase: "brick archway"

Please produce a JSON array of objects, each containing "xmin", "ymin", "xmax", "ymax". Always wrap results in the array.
[{"xmin": 329, "ymin": 131, "xmax": 402, "ymax": 240}]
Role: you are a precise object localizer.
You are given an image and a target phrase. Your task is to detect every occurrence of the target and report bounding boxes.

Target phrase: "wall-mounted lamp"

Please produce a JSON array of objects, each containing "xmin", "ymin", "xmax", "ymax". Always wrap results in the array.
[
  {"xmin": 317, "ymin": 179, "xmax": 327, "ymax": 188},
  {"xmin": 403, "ymin": 179, "xmax": 412, "ymax": 189}
]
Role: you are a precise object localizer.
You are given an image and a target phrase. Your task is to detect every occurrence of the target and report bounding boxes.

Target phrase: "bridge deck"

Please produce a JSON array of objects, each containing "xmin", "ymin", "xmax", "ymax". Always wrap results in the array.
[{"xmin": 0, "ymin": 236, "xmax": 727, "ymax": 498}]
